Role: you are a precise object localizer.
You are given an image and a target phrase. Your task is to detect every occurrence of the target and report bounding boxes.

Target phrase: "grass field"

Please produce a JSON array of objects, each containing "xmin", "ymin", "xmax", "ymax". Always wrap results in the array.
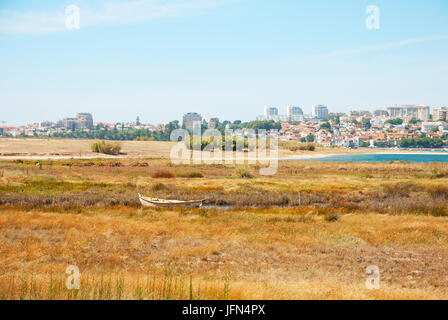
[{"xmin": 1, "ymin": 150, "xmax": 448, "ymax": 299}]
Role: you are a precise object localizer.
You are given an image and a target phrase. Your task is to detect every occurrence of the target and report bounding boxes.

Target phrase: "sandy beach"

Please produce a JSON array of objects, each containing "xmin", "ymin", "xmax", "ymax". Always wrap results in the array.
[{"xmin": 0, "ymin": 138, "xmax": 446, "ymax": 161}]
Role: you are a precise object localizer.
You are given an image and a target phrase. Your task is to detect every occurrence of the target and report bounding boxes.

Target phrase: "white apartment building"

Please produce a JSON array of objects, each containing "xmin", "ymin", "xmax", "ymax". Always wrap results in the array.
[
  {"xmin": 386, "ymin": 105, "xmax": 430, "ymax": 121},
  {"xmin": 433, "ymin": 107, "xmax": 448, "ymax": 121},
  {"xmin": 286, "ymin": 105, "xmax": 304, "ymax": 121},
  {"xmin": 421, "ymin": 122, "xmax": 446, "ymax": 133},
  {"xmin": 264, "ymin": 106, "xmax": 279, "ymax": 119},
  {"xmin": 311, "ymin": 105, "xmax": 329, "ymax": 120}
]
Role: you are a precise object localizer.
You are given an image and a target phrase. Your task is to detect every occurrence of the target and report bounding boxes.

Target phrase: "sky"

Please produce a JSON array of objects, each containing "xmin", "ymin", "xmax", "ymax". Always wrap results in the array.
[{"xmin": 0, "ymin": 0, "xmax": 447, "ymax": 126}]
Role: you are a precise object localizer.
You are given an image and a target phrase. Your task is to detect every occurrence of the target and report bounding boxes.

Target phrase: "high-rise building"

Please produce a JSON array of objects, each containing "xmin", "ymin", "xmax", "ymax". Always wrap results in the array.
[
  {"xmin": 386, "ymin": 105, "xmax": 430, "ymax": 121},
  {"xmin": 417, "ymin": 106, "xmax": 430, "ymax": 121},
  {"xmin": 311, "ymin": 105, "xmax": 329, "ymax": 120},
  {"xmin": 77, "ymin": 113, "xmax": 94, "ymax": 128},
  {"xmin": 433, "ymin": 107, "xmax": 448, "ymax": 121},
  {"xmin": 56, "ymin": 113, "xmax": 94, "ymax": 130},
  {"xmin": 350, "ymin": 110, "xmax": 372, "ymax": 117},
  {"xmin": 182, "ymin": 112, "xmax": 202, "ymax": 132},
  {"xmin": 264, "ymin": 106, "xmax": 279, "ymax": 119},
  {"xmin": 287, "ymin": 105, "xmax": 304, "ymax": 121},
  {"xmin": 40, "ymin": 121, "xmax": 54, "ymax": 127},
  {"xmin": 63, "ymin": 118, "xmax": 78, "ymax": 130},
  {"xmin": 208, "ymin": 118, "xmax": 219, "ymax": 129},
  {"xmin": 373, "ymin": 110, "xmax": 389, "ymax": 117}
]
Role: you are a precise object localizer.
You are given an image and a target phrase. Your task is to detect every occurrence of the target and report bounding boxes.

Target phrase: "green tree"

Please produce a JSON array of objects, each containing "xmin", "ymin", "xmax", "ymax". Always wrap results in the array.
[
  {"xmin": 306, "ymin": 134, "xmax": 315, "ymax": 142},
  {"xmin": 362, "ymin": 118, "xmax": 371, "ymax": 129},
  {"xmin": 360, "ymin": 141, "xmax": 370, "ymax": 147},
  {"xmin": 319, "ymin": 122, "xmax": 331, "ymax": 131},
  {"xmin": 385, "ymin": 118, "xmax": 403, "ymax": 125}
]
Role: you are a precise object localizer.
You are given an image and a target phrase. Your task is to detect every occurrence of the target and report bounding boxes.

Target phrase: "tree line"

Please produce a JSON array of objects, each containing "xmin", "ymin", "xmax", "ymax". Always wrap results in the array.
[{"xmin": 47, "ymin": 120, "xmax": 283, "ymax": 141}]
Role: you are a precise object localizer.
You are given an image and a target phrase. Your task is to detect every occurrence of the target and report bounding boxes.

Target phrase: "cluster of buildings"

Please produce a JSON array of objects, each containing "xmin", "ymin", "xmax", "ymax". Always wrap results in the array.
[
  {"xmin": 278, "ymin": 105, "xmax": 448, "ymax": 148},
  {"xmin": 182, "ymin": 104, "xmax": 447, "ymax": 148},
  {"xmin": 256, "ymin": 105, "xmax": 329, "ymax": 122},
  {"xmin": 1, "ymin": 113, "xmax": 94, "ymax": 136},
  {"xmin": 181, "ymin": 112, "xmax": 220, "ymax": 131},
  {"xmin": 1, "ymin": 104, "xmax": 447, "ymax": 148},
  {"xmin": 0, "ymin": 113, "xmax": 158, "ymax": 137}
]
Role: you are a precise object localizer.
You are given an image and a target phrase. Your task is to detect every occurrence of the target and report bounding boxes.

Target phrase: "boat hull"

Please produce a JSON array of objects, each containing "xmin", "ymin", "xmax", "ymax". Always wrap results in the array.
[{"xmin": 138, "ymin": 194, "xmax": 204, "ymax": 208}]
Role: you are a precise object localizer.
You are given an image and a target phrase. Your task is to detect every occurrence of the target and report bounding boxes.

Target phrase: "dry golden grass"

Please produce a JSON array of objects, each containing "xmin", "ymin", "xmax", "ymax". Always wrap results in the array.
[
  {"xmin": 1, "ymin": 207, "xmax": 448, "ymax": 299},
  {"xmin": 1, "ymin": 157, "xmax": 448, "ymax": 299},
  {"xmin": 0, "ymin": 137, "xmax": 391, "ymax": 160},
  {"xmin": 0, "ymin": 138, "xmax": 176, "ymax": 159},
  {"xmin": 1, "ymin": 158, "xmax": 447, "ymax": 214}
]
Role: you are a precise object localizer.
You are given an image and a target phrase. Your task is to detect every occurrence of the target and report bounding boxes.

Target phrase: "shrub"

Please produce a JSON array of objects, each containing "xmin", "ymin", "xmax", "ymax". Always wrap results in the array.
[
  {"xmin": 298, "ymin": 143, "xmax": 316, "ymax": 151},
  {"xmin": 431, "ymin": 169, "xmax": 448, "ymax": 178},
  {"xmin": 134, "ymin": 136, "xmax": 149, "ymax": 141},
  {"xmin": 289, "ymin": 146, "xmax": 299, "ymax": 152},
  {"xmin": 382, "ymin": 182, "xmax": 416, "ymax": 197},
  {"xmin": 324, "ymin": 213, "xmax": 340, "ymax": 222},
  {"xmin": 151, "ymin": 170, "xmax": 175, "ymax": 178},
  {"xmin": 234, "ymin": 167, "xmax": 255, "ymax": 179},
  {"xmin": 306, "ymin": 143, "xmax": 316, "ymax": 151},
  {"xmin": 427, "ymin": 185, "xmax": 448, "ymax": 199},
  {"xmin": 185, "ymin": 136, "xmax": 251, "ymax": 151},
  {"xmin": 91, "ymin": 141, "xmax": 121, "ymax": 155},
  {"xmin": 279, "ymin": 141, "xmax": 316, "ymax": 152},
  {"xmin": 176, "ymin": 171, "xmax": 204, "ymax": 178},
  {"xmin": 151, "ymin": 183, "xmax": 168, "ymax": 191}
]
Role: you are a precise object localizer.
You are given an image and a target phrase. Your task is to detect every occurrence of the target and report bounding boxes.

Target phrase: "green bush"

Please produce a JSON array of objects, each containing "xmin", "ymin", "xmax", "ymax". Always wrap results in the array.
[
  {"xmin": 288, "ymin": 146, "xmax": 299, "ymax": 152},
  {"xmin": 234, "ymin": 167, "xmax": 255, "ymax": 179},
  {"xmin": 298, "ymin": 143, "xmax": 316, "ymax": 151},
  {"xmin": 185, "ymin": 136, "xmax": 251, "ymax": 151},
  {"xmin": 91, "ymin": 141, "xmax": 122, "ymax": 155},
  {"xmin": 151, "ymin": 183, "xmax": 169, "ymax": 191},
  {"xmin": 306, "ymin": 143, "xmax": 315, "ymax": 151}
]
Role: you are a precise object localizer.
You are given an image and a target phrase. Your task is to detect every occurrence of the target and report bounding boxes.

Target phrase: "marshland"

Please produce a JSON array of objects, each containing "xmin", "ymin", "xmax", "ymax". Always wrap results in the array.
[{"xmin": 1, "ymin": 140, "xmax": 448, "ymax": 299}]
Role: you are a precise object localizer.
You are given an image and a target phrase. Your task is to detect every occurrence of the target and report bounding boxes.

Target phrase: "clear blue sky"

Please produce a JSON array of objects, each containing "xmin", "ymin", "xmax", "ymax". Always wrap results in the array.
[{"xmin": 1, "ymin": 0, "xmax": 447, "ymax": 125}]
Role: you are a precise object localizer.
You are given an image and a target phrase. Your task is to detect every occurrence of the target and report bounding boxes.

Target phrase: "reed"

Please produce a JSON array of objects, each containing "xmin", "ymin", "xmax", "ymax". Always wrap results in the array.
[
  {"xmin": 0, "ymin": 272, "xmax": 233, "ymax": 300},
  {"xmin": 1, "ymin": 158, "xmax": 448, "ymax": 299}
]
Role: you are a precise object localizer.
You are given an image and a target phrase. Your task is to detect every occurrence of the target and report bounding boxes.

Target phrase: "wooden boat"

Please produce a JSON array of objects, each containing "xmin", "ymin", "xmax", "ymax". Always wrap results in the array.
[{"xmin": 138, "ymin": 193, "xmax": 205, "ymax": 208}]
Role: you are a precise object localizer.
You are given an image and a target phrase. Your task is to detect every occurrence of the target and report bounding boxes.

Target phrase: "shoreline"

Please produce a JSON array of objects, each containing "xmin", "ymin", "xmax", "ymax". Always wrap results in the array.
[{"xmin": 1, "ymin": 150, "xmax": 447, "ymax": 161}]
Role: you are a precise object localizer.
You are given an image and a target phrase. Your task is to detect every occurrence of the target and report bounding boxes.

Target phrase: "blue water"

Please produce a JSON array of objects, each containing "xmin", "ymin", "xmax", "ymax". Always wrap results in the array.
[{"xmin": 288, "ymin": 153, "xmax": 448, "ymax": 163}]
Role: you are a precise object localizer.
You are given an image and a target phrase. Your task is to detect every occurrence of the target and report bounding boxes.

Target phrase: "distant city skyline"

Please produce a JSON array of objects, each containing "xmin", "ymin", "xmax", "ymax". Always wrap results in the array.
[
  {"xmin": 2, "ymin": 103, "xmax": 443, "ymax": 128},
  {"xmin": 1, "ymin": 0, "xmax": 448, "ymax": 126}
]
